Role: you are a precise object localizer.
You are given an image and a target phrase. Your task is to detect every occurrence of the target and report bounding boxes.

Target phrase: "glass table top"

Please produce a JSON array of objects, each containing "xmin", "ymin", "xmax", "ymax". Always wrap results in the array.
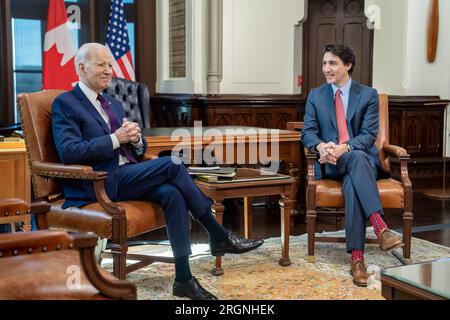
[{"xmin": 381, "ymin": 258, "xmax": 450, "ymax": 299}]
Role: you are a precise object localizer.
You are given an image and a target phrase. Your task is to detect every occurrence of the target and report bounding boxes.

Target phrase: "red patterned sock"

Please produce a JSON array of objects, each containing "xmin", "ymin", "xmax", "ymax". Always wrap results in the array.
[
  {"xmin": 369, "ymin": 211, "xmax": 388, "ymax": 237},
  {"xmin": 351, "ymin": 249, "xmax": 364, "ymax": 261}
]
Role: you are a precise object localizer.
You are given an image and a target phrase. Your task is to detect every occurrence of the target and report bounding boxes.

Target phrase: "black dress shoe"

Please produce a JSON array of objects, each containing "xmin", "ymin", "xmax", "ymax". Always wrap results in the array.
[
  {"xmin": 173, "ymin": 277, "xmax": 218, "ymax": 300},
  {"xmin": 210, "ymin": 232, "xmax": 264, "ymax": 256}
]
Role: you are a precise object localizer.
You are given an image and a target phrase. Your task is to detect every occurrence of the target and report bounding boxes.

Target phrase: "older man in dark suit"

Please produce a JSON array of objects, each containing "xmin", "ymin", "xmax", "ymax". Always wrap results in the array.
[
  {"xmin": 51, "ymin": 43, "xmax": 263, "ymax": 300},
  {"xmin": 301, "ymin": 42, "xmax": 404, "ymax": 287}
]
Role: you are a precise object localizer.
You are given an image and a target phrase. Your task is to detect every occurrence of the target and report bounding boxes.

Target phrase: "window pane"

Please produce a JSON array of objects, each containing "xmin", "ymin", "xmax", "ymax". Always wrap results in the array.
[
  {"xmin": 12, "ymin": 19, "xmax": 42, "ymax": 70},
  {"xmin": 12, "ymin": 19, "xmax": 43, "ymax": 122},
  {"xmin": 14, "ymin": 72, "xmax": 43, "ymax": 95},
  {"xmin": 169, "ymin": 0, "xmax": 186, "ymax": 78},
  {"xmin": 13, "ymin": 72, "xmax": 43, "ymax": 122}
]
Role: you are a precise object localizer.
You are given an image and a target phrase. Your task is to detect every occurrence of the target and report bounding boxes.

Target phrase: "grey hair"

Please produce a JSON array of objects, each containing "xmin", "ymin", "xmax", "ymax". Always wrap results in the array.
[{"xmin": 74, "ymin": 43, "xmax": 108, "ymax": 75}]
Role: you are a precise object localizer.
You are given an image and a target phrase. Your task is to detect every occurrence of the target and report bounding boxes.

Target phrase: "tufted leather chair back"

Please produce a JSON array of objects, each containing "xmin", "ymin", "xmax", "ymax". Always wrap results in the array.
[
  {"xmin": 18, "ymin": 90, "xmax": 65, "ymax": 200},
  {"xmin": 105, "ymin": 77, "xmax": 151, "ymax": 128}
]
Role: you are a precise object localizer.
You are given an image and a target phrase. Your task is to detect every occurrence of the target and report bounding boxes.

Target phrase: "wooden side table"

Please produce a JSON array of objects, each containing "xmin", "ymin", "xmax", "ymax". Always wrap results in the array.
[{"xmin": 195, "ymin": 168, "xmax": 295, "ymax": 276}]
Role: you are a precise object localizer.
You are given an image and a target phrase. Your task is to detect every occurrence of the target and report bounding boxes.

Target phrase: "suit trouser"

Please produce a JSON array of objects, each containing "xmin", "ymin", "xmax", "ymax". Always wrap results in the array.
[
  {"xmin": 323, "ymin": 150, "xmax": 383, "ymax": 252},
  {"xmin": 116, "ymin": 156, "xmax": 214, "ymax": 258}
]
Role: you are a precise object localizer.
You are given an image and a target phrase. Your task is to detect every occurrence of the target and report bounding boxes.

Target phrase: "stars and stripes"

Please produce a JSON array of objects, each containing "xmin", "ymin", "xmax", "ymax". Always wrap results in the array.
[{"xmin": 106, "ymin": 0, "xmax": 135, "ymax": 81}]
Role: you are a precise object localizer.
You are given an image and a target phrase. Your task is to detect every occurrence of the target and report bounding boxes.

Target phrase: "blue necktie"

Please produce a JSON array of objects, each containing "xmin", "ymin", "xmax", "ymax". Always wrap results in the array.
[{"xmin": 97, "ymin": 95, "xmax": 138, "ymax": 164}]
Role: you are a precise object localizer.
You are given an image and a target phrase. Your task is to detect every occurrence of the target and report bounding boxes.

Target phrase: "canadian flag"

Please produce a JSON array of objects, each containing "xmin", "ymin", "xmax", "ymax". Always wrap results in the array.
[{"xmin": 42, "ymin": 0, "xmax": 77, "ymax": 90}]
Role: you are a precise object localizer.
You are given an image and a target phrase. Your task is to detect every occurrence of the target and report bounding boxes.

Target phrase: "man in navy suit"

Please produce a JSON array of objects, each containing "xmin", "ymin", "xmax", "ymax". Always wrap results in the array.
[
  {"xmin": 301, "ymin": 42, "xmax": 404, "ymax": 287},
  {"xmin": 52, "ymin": 43, "xmax": 263, "ymax": 300}
]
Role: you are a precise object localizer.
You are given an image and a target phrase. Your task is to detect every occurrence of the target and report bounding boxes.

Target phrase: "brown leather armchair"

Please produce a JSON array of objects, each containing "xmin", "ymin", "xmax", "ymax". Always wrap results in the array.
[
  {"xmin": 0, "ymin": 198, "xmax": 136, "ymax": 300},
  {"xmin": 300, "ymin": 94, "xmax": 413, "ymax": 261},
  {"xmin": 17, "ymin": 90, "xmax": 172, "ymax": 280}
]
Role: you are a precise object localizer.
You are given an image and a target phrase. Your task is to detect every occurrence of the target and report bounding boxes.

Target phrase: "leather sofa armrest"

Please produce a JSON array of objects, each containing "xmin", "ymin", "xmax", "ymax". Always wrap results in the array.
[
  {"xmin": 31, "ymin": 161, "xmax": 107, "ymax": 180},
  {"xmin": 383, "ymin": 144, "xmax": 410, "ymax": 160}
]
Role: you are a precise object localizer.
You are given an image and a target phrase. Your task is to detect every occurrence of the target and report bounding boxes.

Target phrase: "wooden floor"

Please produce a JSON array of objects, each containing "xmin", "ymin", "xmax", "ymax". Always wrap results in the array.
[{"xmin": 133, "ymin": 191, "xmax": 450, "ymax": 248}]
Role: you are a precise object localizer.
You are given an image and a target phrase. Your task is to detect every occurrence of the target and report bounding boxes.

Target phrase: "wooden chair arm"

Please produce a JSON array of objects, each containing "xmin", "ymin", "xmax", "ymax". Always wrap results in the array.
[
  {"xmin": 31, "ymin": 161, "xmax": 107, "ymax": 180},
  {"xmin": 286, "ymin": 121, "xmax": 304, "ymax": 131},
  {"xmin": 382, "ymin": 144, "xmax": 412, "ymax": 190},
  {"xmin": 0, "ymin": 199, "xmax": 29, "ymax": 217},
  {"xmin": 30, "ymin": 161, "xmax": 125, "ymax": 217},
  {"xmin": 383, "ymin": 144, "xmax": 410, "ymax": 160},
  {"xmin": 30, "ymin": 201, "xmax": 51, "ymax": 214},
  {"xmin": 304, "ymin": 147, "xmax": 319, "ymax": 159},
  {"xmin": 0, "ymin": 230, "xmax": 79, "ymax": 256},
  {"xmin": 304, "ymin": 147, "xmax": 317, "ymax": 184}
]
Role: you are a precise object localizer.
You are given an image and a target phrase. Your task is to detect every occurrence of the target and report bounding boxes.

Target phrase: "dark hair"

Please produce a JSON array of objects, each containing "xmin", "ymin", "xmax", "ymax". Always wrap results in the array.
[{"xmin": 323, "ymin": 42, "xmax": 356, "ymax": 75}]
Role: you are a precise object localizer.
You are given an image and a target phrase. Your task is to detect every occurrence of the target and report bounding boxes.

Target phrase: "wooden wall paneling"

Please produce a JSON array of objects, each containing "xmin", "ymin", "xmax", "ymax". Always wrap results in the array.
[
  {"xmin": 388, "ymin": 96, "xmax": 449, "ymax": 158},
  {"xmin": 404, "ymin": 111, "xmax": 423, "ymax": 156},
  {"xmin": 388, "ymin": 110, "xmax": 403, "ymax": 150},
  {"xmin": 136, "ymin": 0, "xmax": 157, "ymax": 95},
  {"xmin": 0, "ymin": 0, "xmax": 4, "ymax": 127},
  {"xmin": 89, "ymin": 0, "xmax": 99, "ymax": 42},
  {"xmin": 302, "ymin": 0, "xmax": 373, "ymax": 96},
  {"xmin": 1, "ymin": 0, "xmax": 13, "ymax": 127},
  {"xmin": 151, "ymin": 94, "xmax": 205, "ymax": 127},
  {"xmin": 388, "ymin": 96, "xmax": 450, "ymax": 189},
  {"xmin": 150, "ymin": 94, "xmax": 306, "ymax": 129},
  {"xmin": 422, "ymin": 111, "xmax": 442, "ymax": 156}
]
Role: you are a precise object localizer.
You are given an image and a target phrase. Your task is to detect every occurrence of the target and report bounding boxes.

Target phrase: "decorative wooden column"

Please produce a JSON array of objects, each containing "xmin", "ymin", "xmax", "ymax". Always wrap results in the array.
[
  {"xmin": 427, "ymin": 0, "xmax": 439, "ymax": 63},
  {"xmin": 207, "ymin": 0, "xmax": 223, "ymax": 95}
]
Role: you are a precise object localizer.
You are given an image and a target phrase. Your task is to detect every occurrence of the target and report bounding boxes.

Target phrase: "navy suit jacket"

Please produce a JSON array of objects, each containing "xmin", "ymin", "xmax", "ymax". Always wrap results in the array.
[
  {"xmin": 301, "ymin": 80, "xmax": 386, "ymax": 179},
  {"xmin": 52, "ymin": 84, "xmax": 148, "ymax": 208}
]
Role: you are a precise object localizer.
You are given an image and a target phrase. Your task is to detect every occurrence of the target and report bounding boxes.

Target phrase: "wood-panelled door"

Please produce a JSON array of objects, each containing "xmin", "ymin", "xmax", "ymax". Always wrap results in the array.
[{"xmin": 302, "ymin": 0, "xmax": 373, "ymax": 95}]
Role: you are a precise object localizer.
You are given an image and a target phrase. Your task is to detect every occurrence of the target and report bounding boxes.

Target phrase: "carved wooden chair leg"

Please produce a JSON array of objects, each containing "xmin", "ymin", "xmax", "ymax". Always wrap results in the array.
[
  {"xmin": 112, "ymin": 243, "xmax": 128, "ymax": 280},
  {"xmin": 307, "ymin": 210, "xmax": 316, "ymax": 263},
  {"xmin": 403, "ymin": 210, "xmax": 413, "ymax": 259}
]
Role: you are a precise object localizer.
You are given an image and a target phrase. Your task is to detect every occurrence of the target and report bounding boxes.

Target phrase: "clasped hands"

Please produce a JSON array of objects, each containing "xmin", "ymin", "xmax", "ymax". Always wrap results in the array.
[
  {"xmin": 114, "ymin": 118, "xmax": 141, "ymax": 144},
  {"xmin": 316, "ymin": 142, "xmax": 349, "ymax": 165}
]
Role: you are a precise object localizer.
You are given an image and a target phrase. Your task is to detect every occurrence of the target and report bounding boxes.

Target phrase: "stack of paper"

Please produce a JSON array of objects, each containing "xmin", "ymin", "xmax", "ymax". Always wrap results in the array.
[
  {"xmin": 0, "ymin": 138, "xmax": 26, "ymax": 149},
  {"xmin": 187, "ymin": 166, "xmax": 237, "ymax": 179}
]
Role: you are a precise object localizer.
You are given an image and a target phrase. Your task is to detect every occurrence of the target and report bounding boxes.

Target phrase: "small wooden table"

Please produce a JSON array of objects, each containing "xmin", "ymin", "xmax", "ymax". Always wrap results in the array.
[
  {"xmin": 143, "ymin": 126, "xmax": 302, "ymax": 230},
  {"xmin": 381, "ymin": 258, "xmax": 450, "ymax": 300},
  {"xmin": 194, "ymin": 168, "xmax": 295, "ymax": 276}
]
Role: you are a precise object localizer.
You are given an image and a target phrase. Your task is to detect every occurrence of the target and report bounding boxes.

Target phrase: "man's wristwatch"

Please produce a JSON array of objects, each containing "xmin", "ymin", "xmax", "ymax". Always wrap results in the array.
[{"xmin": 345, "ymin": 143, "xmax": 351, "ymax": 153}]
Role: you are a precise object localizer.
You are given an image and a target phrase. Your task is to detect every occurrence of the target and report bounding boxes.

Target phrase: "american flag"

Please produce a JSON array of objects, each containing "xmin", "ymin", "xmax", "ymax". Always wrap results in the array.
[{"xmin": 106, "ymin": 0, "xmax": 135, "ymax": 81}]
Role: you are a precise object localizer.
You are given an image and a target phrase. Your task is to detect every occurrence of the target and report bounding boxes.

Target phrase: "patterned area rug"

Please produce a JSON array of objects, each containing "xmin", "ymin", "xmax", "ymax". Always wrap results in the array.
[{"xmin": 101, "ymin": 229, "xmax": 450, "ymax": 300}]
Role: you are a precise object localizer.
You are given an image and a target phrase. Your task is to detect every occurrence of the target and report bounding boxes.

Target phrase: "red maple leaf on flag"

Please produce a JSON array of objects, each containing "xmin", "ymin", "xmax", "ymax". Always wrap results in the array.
[{"xmin": 42, "ymin": 0, "xmax": 78, "ymax": 90}]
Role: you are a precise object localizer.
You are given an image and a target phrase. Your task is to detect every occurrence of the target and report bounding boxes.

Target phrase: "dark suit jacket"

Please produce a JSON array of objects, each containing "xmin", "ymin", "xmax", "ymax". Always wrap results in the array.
[
  {"xmin": 52, "ymin": 84, "xmax": 148, "ymax": 208},
  {"xmin": 301, "ymin": 80, "xmax": 385, "ymax": 179}
]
